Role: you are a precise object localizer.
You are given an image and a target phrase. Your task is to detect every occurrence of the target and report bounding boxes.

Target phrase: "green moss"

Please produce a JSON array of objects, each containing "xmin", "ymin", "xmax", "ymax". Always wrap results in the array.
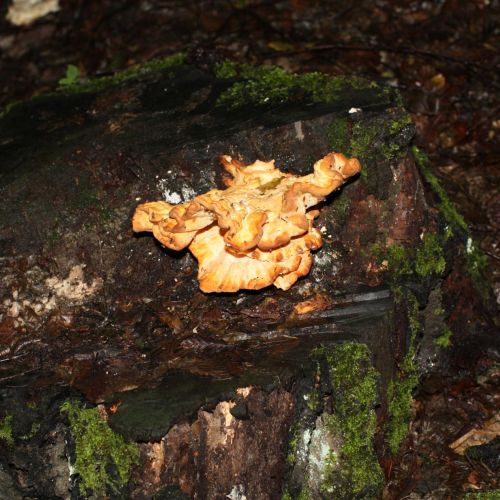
[
  {"xmin": 385, "ymin": 243, "xmax": 413, "ymax": 279},
  {"xmin": 370, "ymin": 242, "xmax": 412, "ymax": 302},
  {"xmin": 19, "ymin": 421, "xmax": 41, "ymax": 441},
  {"xmin": 349, "ymin": 121, "xmax": 378, "ymax": 161},
  {"xmin": 372, "ymin": 232, "xmax": 446, "ymax": 290},
  {"xmin": 327, "ymin": 112, "xmax": 412, "ymax": 179},
  {"xmin": 330, "ymin": 190, "xmax": 351, "ymax": 225},
  {"xmin": 327, "ymin": 117, "xmax": 350, "ymax": 154},
  {"xmin": 61, "ymin": 400, "xmax": 139, "ymax": 497},
  {"xmin": 0, "ymin": 415, "xmax": 14, "ymax": 445},
  {"xmin": 306, "ymin": 364, "xmax": 321, "ymax": 412},
  {"xmin": 279, "ymin": 486, "xmax": 310, "ymax": 500},
  {"xmin": 380, "ymin": 141, "xmax": 403, "ymax": 162},
  {"xmin": 413, "ymin": 147, "xmax": 493, "ymax": 302},
  {"xmin": 215, "ymin": 62, "xmax": 375, "ymax": 110},
  {"xmin": 297, "ymin": 489, "xmax": 311, "ymax": 500},
  {"xmin": 286, "ymin": 422, "xmax": 300, "ymax": 466},
  {"xmin": 386, "ymin": 293, "xmax": 420, "ymax": 454},
  {"xmin": 412, "ymin": 146, "xmax": 468, "ymax": 233},
  {"xmin": 352, "ymin": 114, "xmax": 411, "ymax": 161},
  {"xmin": 348, "ymin": 113, "xmax": 412, "ymax": 180},
  {"xmin": 415, "ymin": 232, "xmax": 446, "ymax": 278},
  {"xmin": 28, "ymin": 421, "xmax": 40, "ymax": 438},
  {"xmin": 1, "ymin": 53, "xmax": 185, "ymax": 119},
  {"xmin": 434, "ymin": 325, "xmax": 453, "ymax": 348},
  {"xmin": 314, "ymin": 342, "xmax": 383, "ymax": 497},
  {"xmin": 389, "ymin": 114, "xmax": 412, "ymax": 134},
  {"xmin": 216, "ymin": 64, "xmax": 295, "ymax": 109},
  {"xmin": 281, "ymin": 487, "xmax": 310, "ymax": 500},
  {"xmin": 0, "ymin": 100, "xmax": 21, "ymax": 120},
  {"xmin": 59, "ymin": 64, "xmax": 80, "ymax": 87},
  {"xmin": 59, "ymin": 52, "xmax": 185, "ymax": 95},
  {"xmin": 465, "ymin": 491, "xmax": 500, "ymax": 500},
  {"xmin": 465, "ymin": 237, "xmax": 490, "ymax": 296},
  {"xmin": 214, "ymin": 60, "xmax": 239, "ymax": 79}
]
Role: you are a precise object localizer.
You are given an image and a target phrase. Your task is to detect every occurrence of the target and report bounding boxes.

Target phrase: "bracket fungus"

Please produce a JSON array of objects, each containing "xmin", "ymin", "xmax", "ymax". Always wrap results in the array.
[{"xmin": 132, "ymin": 152, "xmax": 361, "ymax": 292}]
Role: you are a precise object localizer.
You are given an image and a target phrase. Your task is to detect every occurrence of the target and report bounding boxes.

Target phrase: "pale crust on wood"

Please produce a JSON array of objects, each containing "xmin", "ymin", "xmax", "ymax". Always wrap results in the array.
[{"xmin": 132, "ymin": 152, "xmax": 361, "ymax": 292}]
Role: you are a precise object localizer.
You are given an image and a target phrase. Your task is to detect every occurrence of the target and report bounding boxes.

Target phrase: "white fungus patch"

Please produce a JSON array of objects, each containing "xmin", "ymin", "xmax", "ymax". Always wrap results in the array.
[
  {"xmin": 296, "ymin": 428, "xmax": 312, "ymax": 464},
  {"xmin": 308, "ymin": 423, "xmax": 335, "ymax": 485},
  {"xmin": 161, "ymin": 187, "xmax": 182, "ymax": 204},
  {"xmin": 466, "ymin": 237, "xmax": 474, "ymax": 254},
  {"xmin": 3, "ymin": 287, "xmax": 57, "ymax": 329},
  {"xmin": 314, "ymin": 250, "xmax": 334, "ymax": 268},
  {"xmin": 289, "ymin": 415, "xmax": 343, "ymax": 497},
  {"xmin": 294, "ymin": 120, "xmax": 305, "ymax": 141},
  {"xmin": 45, "ymin": 264, "xmax": 102, "ymax": 301},
  {"xmin": 226, "ymin": 484, "xmax": 247, "ymax": 500},
  {"xmin": 181, "ymin": 185, "xmax": 197, "ymax": 201},
  {"xmin": 158, "ymin": 178, "xmax": 198, "ymax": 203},
  {"xmin": 1, "ymin": 261, "xmax": 102, "ymax": 331}
]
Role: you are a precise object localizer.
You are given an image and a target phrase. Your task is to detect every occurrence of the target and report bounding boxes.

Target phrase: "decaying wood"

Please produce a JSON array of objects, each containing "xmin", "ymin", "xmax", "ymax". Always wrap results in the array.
[{"xmin": 0, "ymin": 62, "xmax": 493, "ymax": 499}]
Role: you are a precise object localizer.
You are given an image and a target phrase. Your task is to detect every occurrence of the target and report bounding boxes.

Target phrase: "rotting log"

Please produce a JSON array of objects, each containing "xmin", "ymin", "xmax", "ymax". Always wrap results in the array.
[{"xmin": 0, "ymin": 59, "xmax": 495, "ymax": 499}]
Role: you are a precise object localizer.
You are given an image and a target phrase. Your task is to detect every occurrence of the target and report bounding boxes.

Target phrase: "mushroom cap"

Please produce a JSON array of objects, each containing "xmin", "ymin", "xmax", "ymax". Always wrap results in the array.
[{"xmin": 132, "ymin": 152, "xmax": 361, "ymax": 292}]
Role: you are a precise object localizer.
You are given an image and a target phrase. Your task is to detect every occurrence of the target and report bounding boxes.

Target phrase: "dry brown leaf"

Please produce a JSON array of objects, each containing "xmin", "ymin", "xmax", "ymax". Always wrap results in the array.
[{"xmin": 449, "ymin": 413, "xmax": 500, "ymax": 455}]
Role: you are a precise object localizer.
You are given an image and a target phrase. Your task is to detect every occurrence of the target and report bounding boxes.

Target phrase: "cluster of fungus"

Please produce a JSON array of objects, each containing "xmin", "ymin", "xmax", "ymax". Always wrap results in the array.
[{"xmin": 132, "ymin": 152, "xmax": 361, "ymax": 293}]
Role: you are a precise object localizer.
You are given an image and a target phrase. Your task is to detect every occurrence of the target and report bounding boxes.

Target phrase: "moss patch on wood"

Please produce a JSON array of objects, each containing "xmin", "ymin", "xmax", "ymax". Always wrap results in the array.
[
  {"xmin": 433, "ymin": 325, "xmax": 453, "ymax": 348},
  {"xmin": 286, "ymin": 422, "xmax": 301, "ymax": 466},
  {"xmin": 386, "ymin": 293, "xmax": 420, "ymax": 454},
  {"xmin": 58, "ymin": 52, "xmax": 186, "ymax": 95},
  {"xmin": 464, "ymin": 491, "xmax": 500, "ymax": 500},
  {"xmin": 327, "ymin": 112, "xmax": 413, "ymax": 184},
  {"xmin": 0, "ymin": 414, "xmax": 14, "ymax": 445},
  {"xmin": 413, "ymin": 146, "xmax": 491, "ymax": 302},
  {"xmin": 415, "ymin": 232, "xmax": 446, "ymax": 278},
  {"xmin": 327, "ymin": 118, "xmax": 350, "ymax": 154},
  {"xmin": 314, "ymin": 342, "xmax": 383, "ymax": 498},
  {"xmin": 61, "ymin": 400, "xmax": 139, "ymax": 497},
  {"xmin": 214, "ymin": 61, "xmax": 377, "ymax": 110},
  {"xmin": 0, "ymin": 53, "xmax": 186, "ymax": 119},
  {"xmin": 465, "ymin": 237, "xmax": 490, "ymax": 300},
  {"xmin": 412, "ymin": 145, "xmax": 467, "ymax": 233},
  {"xmin": 372, "ymin": 231, "xmax": 446, "ymax": 292}
]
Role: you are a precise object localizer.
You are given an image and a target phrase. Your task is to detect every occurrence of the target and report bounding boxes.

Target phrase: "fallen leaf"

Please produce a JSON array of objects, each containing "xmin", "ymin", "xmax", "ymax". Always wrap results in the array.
[
  {"xmin": 450, "ymin": 413, "xmax": 500, "ymax": 455},
  {"xmin": 467, "ymin": 470, "xmax": 479, "ymax": 486}
]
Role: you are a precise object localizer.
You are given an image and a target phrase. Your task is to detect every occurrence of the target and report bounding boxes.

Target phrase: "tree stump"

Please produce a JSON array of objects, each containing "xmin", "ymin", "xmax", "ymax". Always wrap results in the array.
[{"xmin": 0, "ymin": 58, "xmax": 494, "ymax": 499}]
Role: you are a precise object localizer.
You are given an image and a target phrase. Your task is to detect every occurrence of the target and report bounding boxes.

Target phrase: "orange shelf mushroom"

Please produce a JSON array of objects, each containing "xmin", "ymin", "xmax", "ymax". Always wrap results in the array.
[{"xmin": 132, "ymin": 152, "xmax": 361, "ymax": 292}]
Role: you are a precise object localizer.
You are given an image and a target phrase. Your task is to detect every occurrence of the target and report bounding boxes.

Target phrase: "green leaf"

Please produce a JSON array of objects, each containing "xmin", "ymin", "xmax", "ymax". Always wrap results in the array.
[{"xmin": 59, "ymin": 64, "xmax": 80, "ymax": 87}]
